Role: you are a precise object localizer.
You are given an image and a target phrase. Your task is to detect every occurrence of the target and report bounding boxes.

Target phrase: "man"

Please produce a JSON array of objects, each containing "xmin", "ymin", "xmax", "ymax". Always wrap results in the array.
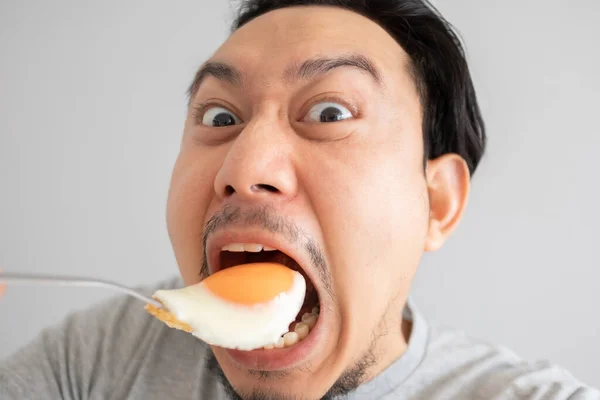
[{"xmin": 1, "ymin": 0, "xmax": 598, "ymax": 399}]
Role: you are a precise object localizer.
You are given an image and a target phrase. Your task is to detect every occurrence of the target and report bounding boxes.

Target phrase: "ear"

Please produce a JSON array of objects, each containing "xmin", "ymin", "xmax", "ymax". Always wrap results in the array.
[{"xmin": 424, "ymin": 154, "xmax": 470, "ymax": 252}]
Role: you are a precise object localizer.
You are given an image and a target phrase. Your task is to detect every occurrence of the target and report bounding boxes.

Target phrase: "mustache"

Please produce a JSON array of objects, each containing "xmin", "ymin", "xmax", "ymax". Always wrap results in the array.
[{"xmin": 200, "ymin": 205, "xmax": 332, "ymax": 297}]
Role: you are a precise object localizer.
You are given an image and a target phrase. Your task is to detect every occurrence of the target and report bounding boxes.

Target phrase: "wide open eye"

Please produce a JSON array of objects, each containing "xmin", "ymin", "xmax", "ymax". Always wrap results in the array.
[
  {"xmin": 305, "ymin": 102, "xmax": 353, "ymax": 123},
  {"xmin": 201, "ymin": 106, "xmax": 242, "ymax": 127}
]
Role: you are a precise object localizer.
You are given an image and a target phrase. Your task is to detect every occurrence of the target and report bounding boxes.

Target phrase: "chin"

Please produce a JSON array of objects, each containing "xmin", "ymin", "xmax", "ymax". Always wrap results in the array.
[{"xmin": 210, "ymin": 320, "xmax": 345, "ymax": 399}]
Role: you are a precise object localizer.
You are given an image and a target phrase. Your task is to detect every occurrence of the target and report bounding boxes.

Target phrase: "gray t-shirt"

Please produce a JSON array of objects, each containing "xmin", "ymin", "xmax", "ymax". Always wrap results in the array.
[{"xmin": 1, "ymin": 277, "xmax": 598, "ymax": 399}]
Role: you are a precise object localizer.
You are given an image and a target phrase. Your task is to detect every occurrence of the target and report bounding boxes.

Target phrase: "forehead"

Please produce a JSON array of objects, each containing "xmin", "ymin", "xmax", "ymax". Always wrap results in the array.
[{"xmin": 211, "ymin": 6, "xmax": 410, "ymax": 85}]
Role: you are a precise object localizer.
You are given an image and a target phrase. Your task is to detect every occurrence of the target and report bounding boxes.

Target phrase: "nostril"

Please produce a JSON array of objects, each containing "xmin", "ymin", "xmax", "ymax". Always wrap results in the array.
[
  {"xmin": 224, "ymin": 185, "xmax": 235, "ymax": 196},
  {"xmin": 251, "ymin": 184, "xmax": 279, "ymax": 193}
]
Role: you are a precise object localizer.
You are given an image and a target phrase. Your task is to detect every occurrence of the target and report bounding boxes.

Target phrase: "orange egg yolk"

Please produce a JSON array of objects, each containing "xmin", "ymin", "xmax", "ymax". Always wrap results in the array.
[{"xmin": 202, "ymin": 262, "xmax": 296, "ymax": 305}]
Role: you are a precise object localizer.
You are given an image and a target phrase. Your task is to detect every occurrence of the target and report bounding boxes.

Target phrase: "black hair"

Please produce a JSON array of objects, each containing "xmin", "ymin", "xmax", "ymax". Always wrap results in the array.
[{"xmin": 232, "ymin": 0, "xmax": 486, "ymax": 175}]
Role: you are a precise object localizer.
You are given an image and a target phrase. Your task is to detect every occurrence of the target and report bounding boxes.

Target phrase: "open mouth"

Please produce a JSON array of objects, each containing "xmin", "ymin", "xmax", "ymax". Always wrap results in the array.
[{"xmin": 217, "ymin": 243, "xmax": 321, "ymax": 350}]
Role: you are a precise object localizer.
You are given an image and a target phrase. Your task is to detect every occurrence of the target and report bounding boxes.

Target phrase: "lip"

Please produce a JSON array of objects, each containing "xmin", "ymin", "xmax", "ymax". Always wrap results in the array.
[
  {"xmin": 219, "ymin": 308, "xmax": 325, "ymax": 371},
  {"xmin": 206, "ymin": 228, "xmax": 321, "ymax": 293}
]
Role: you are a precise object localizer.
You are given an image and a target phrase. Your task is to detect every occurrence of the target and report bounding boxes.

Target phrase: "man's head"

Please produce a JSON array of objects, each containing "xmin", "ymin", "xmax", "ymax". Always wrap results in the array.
[{"xmin": 166, "ymin": 0, "xmax": 485, "ymax": 398}]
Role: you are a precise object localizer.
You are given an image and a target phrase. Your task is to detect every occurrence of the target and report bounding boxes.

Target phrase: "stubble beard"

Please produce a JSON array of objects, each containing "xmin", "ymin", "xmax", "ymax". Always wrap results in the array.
[{"xmin": 205, "ymin": 340, "xmax": 378, "ymax": 400}]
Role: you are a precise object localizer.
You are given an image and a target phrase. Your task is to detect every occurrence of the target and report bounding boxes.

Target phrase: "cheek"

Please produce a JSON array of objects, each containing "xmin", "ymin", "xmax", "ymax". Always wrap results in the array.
[
  {"xmin": 167, "ymin": 148, "xmax": 221, "ymax": 285},
  {"xmin": 302, "ymin": 125, "xmax": 428, "ymax": 311}
]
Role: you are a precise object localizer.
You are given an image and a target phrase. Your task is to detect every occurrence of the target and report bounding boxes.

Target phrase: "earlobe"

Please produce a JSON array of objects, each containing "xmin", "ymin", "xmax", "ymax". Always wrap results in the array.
[{"xmin": 424, "ymin": 154, "xmax": 470, "ymax": 252}]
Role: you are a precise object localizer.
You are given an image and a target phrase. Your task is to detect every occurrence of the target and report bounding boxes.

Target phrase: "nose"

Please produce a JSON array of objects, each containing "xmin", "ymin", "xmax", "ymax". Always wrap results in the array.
[{"xmin": 214, "ymin": 119, "xmax": 298, "ymax": 204}]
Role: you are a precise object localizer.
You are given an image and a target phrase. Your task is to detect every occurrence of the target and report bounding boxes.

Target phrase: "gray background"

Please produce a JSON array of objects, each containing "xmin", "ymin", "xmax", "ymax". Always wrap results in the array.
[{"xmin": 1, "ymin": 0, "xmax": 598, "ymax": 389}]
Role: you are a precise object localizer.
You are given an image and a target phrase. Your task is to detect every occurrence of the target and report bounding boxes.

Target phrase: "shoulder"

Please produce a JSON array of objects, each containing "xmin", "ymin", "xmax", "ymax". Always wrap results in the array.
[
  {"xmin": 61, "ymin": 276, "xmax": 200, "ymax": 373},
  {"xmin": 1, "ymin": 276, "xmax": 216, "ymax": 399},
  {"xmin": 410, "ymin": 322, "xmax": 600, "ymax": 399}
]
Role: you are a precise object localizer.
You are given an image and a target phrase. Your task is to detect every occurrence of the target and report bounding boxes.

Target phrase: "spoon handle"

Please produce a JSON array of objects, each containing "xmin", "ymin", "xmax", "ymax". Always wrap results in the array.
[{"xmin": 0, "ymin": 272, "xmax": 162, "ymax": 308}]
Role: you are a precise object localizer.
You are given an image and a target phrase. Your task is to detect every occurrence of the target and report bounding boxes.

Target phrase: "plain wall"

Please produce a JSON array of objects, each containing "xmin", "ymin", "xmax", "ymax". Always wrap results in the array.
[{"xmin": 1, "ymin": 0, "xmax": 598, "ymax": 389}]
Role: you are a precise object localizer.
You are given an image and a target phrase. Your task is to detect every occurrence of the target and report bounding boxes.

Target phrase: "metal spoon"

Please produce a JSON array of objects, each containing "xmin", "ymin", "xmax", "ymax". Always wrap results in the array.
[{"xmin": 0, "ymin": 272, "xmax": 162, "ymax": 308}]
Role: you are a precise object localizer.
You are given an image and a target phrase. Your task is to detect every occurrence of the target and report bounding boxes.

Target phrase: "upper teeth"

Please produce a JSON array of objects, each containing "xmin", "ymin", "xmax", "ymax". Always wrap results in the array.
[{"xmin": 221, "ymin": 243, "xmax": 278, "ymax": 252}]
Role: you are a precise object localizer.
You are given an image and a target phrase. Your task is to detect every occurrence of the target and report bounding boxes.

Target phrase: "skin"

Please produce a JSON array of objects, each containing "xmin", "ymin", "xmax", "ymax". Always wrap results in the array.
[{"xmin": 0, "ymin": 269, "xmax": 5, "ymax": 298}]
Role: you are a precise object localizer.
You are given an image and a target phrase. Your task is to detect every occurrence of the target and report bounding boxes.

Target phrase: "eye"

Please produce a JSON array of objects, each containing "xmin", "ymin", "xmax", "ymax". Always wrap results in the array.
[
  {"xmin": 305, "ymin": 101, "xmax": 353, "ymax": 123},
  {"xmin": 201, "ymin": 106, "xmax": 242, "ymax": 127}
]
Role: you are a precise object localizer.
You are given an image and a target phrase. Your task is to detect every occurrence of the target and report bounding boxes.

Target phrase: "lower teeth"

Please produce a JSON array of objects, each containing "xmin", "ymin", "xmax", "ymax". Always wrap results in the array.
[
  {"xmin": 263, "ymin": 309, "xmax": 319, "ymax": 350},
  {"xmin": 295, "ymin": 322, "xmax": 309, "ymax": 339},
  {"xmin": 283, "ymin": 331, "xmax": 299, "ymax": 346},
  {"xmin": 301, "ymin": 313, "xmax": 318, "ymax": 328}
]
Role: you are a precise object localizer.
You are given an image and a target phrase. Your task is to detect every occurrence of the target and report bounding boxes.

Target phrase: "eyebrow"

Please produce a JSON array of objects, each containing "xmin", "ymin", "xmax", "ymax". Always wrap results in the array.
[
  {"xmin": 187, "ymin": 61, "xmax": 243, "ymax": 101},
  {"xmin": 284, "ymin": 53, "xmax": 382, "ymax": 86},
  {"xmin": 187, "ymin": 53, "xmax": 382, "ymax": 102}
]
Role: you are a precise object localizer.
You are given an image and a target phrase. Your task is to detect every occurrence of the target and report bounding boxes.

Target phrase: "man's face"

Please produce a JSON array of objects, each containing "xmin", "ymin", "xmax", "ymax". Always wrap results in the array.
[{"xmin": 167, "ymin": 6, "xmax": 431, "ymax": 399}]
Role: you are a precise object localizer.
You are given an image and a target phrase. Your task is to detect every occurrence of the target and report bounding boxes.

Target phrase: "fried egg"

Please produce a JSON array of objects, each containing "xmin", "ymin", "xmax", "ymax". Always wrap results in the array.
[{"xmin": 145, "ymin": 262, "xmax": 306, "ymax": 351}]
